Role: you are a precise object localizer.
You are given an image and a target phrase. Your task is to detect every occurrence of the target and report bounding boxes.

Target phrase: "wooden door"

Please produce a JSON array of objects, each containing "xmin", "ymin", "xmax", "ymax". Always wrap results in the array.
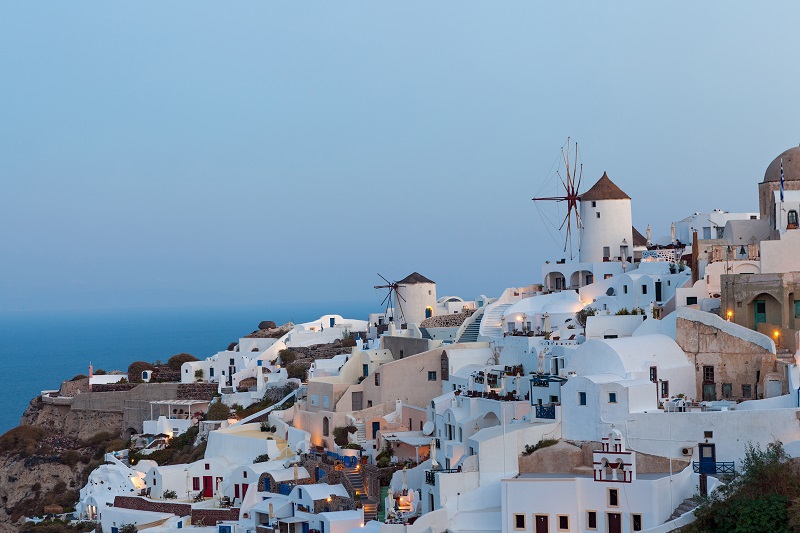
[
  {"xmin": 202, "ymin": 476, "xmax": 213, "ymax": 497},
  {"xmin": 534, "ymin": 514, "xmax": 549, "ymax": 533},
  {"xmin": 352, "ymin": 391, "xmax": 363, "ymax": 411},
  {"xmin": 607, "ymin": 512, "xmax": 622, "ymax": 533}
]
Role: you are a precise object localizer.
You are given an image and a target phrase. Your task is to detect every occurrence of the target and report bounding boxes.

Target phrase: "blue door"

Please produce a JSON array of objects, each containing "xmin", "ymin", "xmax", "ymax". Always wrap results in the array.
[
  {"xmin": 372, "ymin": 421, "xmax": 380, "ymax": 439},
  {"xmin": 111, "ymin": 528, "xmax": 118, "ymax": 533},
  {"xmin": 330, "ymin": 317, "xmax": 335, "ymax": 327},
  {"xmin": 218, "ymin": 526, "xmax": 232, "ymax": 533},
  {"xmin": 302, "ymin": 523, "xmax": 309, "ymax": 533},
  {"xmin": 755, "ymin": 300, "xmax": 766, "ymax": 326},
  {"xmin": 698, "ymin": 443, "xmax": 716, "ymax": 474}
]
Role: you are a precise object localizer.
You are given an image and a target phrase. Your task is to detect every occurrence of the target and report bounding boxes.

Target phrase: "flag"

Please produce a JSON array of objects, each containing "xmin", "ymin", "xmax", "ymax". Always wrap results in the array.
[{"xmin": 780, "ymin": 157, "xmax": 785, "ymax": 202}]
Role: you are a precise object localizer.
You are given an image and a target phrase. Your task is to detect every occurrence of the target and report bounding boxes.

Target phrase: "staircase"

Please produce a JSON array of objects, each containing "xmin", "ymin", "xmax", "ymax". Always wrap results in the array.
[
  {"xmin": 343, "ymin": 466, "xmax": 377, "ymax": 521},
  {"xmin": 354, "ymin": 421, "xmax": 367, "ymax": 444},
  {"xmin": 456, "ymin": 307, "xmax": 485, "ymax": 343},
  {"xmin": 420, "ymin": 328, "xmax": 432, "ymax": 340},
  {"xmin": 479, "ymin": 302, "xmax": 512, "ymax": 338},
  {"xmin": 666, "ymin": 498, "xmax": 699, "ymax": 521}
]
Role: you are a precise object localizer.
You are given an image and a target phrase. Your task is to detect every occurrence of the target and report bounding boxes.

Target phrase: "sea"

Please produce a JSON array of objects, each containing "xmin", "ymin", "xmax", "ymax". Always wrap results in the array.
[{"xmin": 0, "ymin": 301, "xmax": 374, "ymax": 435}]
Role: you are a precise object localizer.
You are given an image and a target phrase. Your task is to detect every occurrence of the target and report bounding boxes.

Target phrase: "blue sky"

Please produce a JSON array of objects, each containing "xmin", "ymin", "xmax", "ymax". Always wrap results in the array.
[{"xmin": 2, "ymin": 2, "xmax": 800, "ymax": 312}]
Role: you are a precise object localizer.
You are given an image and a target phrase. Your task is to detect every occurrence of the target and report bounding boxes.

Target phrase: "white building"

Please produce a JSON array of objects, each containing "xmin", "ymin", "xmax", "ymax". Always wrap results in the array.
[{"xmin": 579, "ymin": 172, "xmax": 634, "ymax": 264}]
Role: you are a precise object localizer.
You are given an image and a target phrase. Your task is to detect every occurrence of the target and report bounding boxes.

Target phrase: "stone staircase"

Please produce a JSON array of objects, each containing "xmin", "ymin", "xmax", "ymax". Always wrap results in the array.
[
  {"xmin": 420, "ymin": 328, "xmax": 432, "ymax": 340},
  {"xmin": 343, "ymin": 466, "xmax": 377, "ymax": 521},
  {"xmin": 354, "ymin": 421, "xmax": 367, "ymax": 443},
  {"xmin": 666, "ymin": 497, "xmax": 699, "ymax": 521},
  {"xmin": 456, "ymin": 308, "xmax": 485, "ymax": 343},
  {"xmin": 479, "ymin": 302, "xmax": 512, "ymax": 338}
]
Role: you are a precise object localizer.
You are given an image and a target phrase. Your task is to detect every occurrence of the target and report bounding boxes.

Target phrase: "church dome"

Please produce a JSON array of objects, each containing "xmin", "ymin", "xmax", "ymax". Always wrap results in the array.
[{"xmin": 763, "ymin": 146, "xmax": 800, "ymax": 182}]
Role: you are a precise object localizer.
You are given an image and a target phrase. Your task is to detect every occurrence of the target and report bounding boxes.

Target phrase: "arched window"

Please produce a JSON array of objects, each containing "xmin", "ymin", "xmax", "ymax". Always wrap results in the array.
[{"xmin": 322, "ymin": 417, "xmax": 330, "ymax": 437}]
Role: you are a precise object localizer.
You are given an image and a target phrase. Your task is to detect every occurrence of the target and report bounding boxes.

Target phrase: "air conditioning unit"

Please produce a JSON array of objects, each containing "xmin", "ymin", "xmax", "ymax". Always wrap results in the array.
[{"xmin": 681, "ymin": 446, "xmax": 694, "ymax": 456}]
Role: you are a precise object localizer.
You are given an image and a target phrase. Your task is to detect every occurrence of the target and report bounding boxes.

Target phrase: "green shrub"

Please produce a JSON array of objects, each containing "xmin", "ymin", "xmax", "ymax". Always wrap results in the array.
[
  {"xmin": 69, "ymin": 374, "xmax": 87, "ymax": 382},
  {"xmin": 278, "ymin": 349, "xmax": 298, "ymax": 365},
  {"xmin": 253, "ymin": 454, "xmax": 270, "ymax": 463},
  {"xmin": 168, "ymin": 353, "xmax": 199, "ymax": 371},
  {"xmin": 120, "ymin": 524, "xmax": 137, "ymax": 533},
  {"xmin": 333, "ymin": 426, "xmax": 357, "ymax": 447},
  {"xmin": 522, "ymin": 438, "xmax": 559, "ymax": 456},
  {"xmin": 163, "ymin": 490, "xmax": 177, "ymax": 499},
  {"xmin": 194, "ymin": 369, "xmax": 204, "ymax": 379},
  {"xmin": 286, "ymin": 363, "xmax": 307, "ymax": 381},
  {"xmin": 575, "ymin": 307, "xmax": 596, "ymax": 329},
  {"xmin": 206, "ymin": 402, "xmax": 232, "ymax": 421},
  {"xmin": 94, "ymin": 368, "xmax": 107, "ymax": 375}
]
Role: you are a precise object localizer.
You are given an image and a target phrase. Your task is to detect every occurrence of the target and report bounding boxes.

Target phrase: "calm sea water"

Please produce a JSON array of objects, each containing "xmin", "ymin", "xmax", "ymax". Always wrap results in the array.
[{"xmin": 0, "ymin": 301, "xmax": 373, "ymax": 435}]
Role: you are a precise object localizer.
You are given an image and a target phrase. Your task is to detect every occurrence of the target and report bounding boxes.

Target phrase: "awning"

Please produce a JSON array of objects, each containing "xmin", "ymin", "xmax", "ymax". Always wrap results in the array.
[{"xmin": 279, "ymin": 516, "xmax": 308, "ymax": 524}]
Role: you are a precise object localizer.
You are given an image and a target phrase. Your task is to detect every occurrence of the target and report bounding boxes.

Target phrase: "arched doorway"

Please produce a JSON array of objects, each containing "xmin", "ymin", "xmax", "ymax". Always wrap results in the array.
[{"xmin": 322, "ymin": 417, "xmax": 330, "ymax": 437}]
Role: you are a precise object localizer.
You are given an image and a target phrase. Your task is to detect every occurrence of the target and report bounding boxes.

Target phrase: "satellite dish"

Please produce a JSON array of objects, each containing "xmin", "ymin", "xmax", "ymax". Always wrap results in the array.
[
  {"xmin": 283, "ymin": 459, "xmax": 292, "ymax": 469},
  {"xmin": 422, "ymin": 421, "xmax": 434, "ymax": 436}
]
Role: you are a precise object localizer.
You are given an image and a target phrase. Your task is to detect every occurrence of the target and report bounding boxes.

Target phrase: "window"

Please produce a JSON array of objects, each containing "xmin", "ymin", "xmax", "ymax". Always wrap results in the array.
[
  {"xmin": 603, "ymin": 246, "xmax": 610, "ymax": 258},
  {"xmin": 514, "ymin": 514, "xmax": 525, "ymax": 530},
  {"xmin": 642, "ymin": 285, "xmax": 648, "ymax": 295},
  {"xmin": 322, "ymin": 417, "xmax": 330, "ymax": 436},
  {"xmin": 608, "ymin": 488, "xmax": 619, "ymax": 507},
  {"xmin": 311, "ymin": 394, "xmax": 319, "ymax": 406},
  {"xmin": 243, "ymin": 471, "xmax": 247, "ymax": 479},
  {"xmin": 716, "ymin": 227, "xmax": 725, "ymax": 239},
  {"xmin": 604, "ymin": 274, "xmax": 613, "ymax": 280},
  {"xmin": 623, "ymin": 285, "xmax": 628, "ymax": 294},
  {"xmin": 661, "ymin": 380, "xmax": 669, "ymax": 398},
  {"xmin": 687, "ymin": 296, "xmax": 698, "ymax": 305},
  {"xmin": 322, "ymin": 395, "xmax": 329, "ymax": 409},
  {"xmin": 742, "ymin": 384, "xmax": 752, "ymax": 398},
  {"xmin": 557, "ymin": 515, "xmax": 570, "ymax": 531},
  {"xmin": 704, "ymin": 431, "xmax": 713, "ymax": 439},
  {"xmin": 579, "ymin": 392, "xmax": 587, "ymax": 405},
  {"xmin": 210, "ymin": 367, "xmax": 214, "ymax": 377},
  {"xmin": 596, "ymin": 212, "xmax": 601, "ymax": 218},
  {"xmin": 703, "ymin": 366, "xmax": 715, "ymax": 383},
  {"xmin": 608, "ymin": 392, "xmax": 617, "ymax": 403},
  {"xmin": 192, "ymin": 477, "xmax": 200, "ymax": 491},
  {"xmin": 375, "ymin": 373, "xmax": 380, "ymax": 386},
  {"xmin": 649, "ymin": 366, "xmax": 657, "ymax": 383},
  {"xmin": 399, "ymin": 350, "xmax": 404, "ymax": 358},
  {"xmin": 632, "ymin": 514, "xmax": 642, "ymax": 531},
  {"xmin": 591, "ymin": 201, "xmax": 596, "ymax": 207},
  {"xmin": 229, "ymin": 358, "xmax": 235, "ymax": 366},
  {"xmin": 703, "ymin": 227, "xmax": 711, "ymax": 239},
  {"xmin": 428, "ymin": 371, "xmax": 437, "ymax": 381},
  {"xmin": 587, "ymin": 511, "xmax": 597, "ymax": 530},
  {"xmin": 204, "ymin": 463, "xmax": 209, "ymax": 470},
  {"xmin": 722, "ymin": 383, "xmax": 732, "ymax": 399},
  {"xmin": 795, "ymin": 300, "xmax": 800, "ymax": 319}
]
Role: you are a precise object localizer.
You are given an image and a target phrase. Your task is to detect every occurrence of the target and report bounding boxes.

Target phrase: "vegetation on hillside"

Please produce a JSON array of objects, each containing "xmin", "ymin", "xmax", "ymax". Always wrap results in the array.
[{"xmin": 685, "ymin": 441, "xmax": 800, "ymax": 533}]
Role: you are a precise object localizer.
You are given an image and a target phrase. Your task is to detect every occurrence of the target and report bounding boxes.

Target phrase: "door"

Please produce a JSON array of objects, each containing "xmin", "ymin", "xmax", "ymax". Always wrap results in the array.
[
  {"xmin": 534, "ymin": 515, "xmax": 549, "ymax": 533},
  {"xmin": 607, "ymin": 512, "xmax": 622, "ymax": 533},
  {"xmin": 202, "ymin": 476, "xmax": 213, "ymax": 497},
  {"xmin": 698, "ymin": 443, "xmax": 716, "ymax": 474},
  {"xmin": 330, "ymin": 317, "xmax": 335, "ymax": 327},
  {"xmin": 235, "ymin": 484, "xmax": 240, "ymax": 499},
  {"xmin": 352, "ymin": 391, "xmax": 363, "ymax": 411},
  {"xmin": 302, "ymin": 523, "xmax": 309, "ymax": 533},
  {"xmin": 702, "ymin": 383, "xmax": 717, "ymax": 402},
  {"xmin": 655, "ymin": 281, "xmax": 662, "ymax": 302},
  {"xmin": 766, "ymin": 379, "xmax": 782, "ymax": 398},
  {"xmin": 755, "ymin": 300, "xmax": 767, "ymax": 325},
  {"xmin": 372, "ymin": 421, "xmax": 380, "ymax": 439},
  {"xmin": 242, "ymin": 483, "xmax": 249, "ymax": 498}
]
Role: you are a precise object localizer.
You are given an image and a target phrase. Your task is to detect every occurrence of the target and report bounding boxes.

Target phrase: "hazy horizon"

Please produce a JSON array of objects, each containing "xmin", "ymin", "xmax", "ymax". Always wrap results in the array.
[{"xmin": 3, "ymin": 2, "xmax": 799, "ymax": 313}]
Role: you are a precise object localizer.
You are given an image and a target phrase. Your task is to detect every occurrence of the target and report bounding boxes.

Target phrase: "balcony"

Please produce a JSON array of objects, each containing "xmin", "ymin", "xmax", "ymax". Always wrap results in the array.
[
  {"xmin": 693, "ymin": 461, "xmax": 735, "ymax": 475},
  {"xmin": 535, "ymin": 404, "xmax": 557, "ymax": 420},
  {"xmin": 424, "ymin": 469, "xmax": 460, "ymax": 485}
]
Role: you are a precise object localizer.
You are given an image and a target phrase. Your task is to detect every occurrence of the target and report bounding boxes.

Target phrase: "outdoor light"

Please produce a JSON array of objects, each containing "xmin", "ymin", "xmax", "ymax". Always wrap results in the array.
[{"xmin": 726, "ymin": 310, "xmax": 733, "ymax": 321}]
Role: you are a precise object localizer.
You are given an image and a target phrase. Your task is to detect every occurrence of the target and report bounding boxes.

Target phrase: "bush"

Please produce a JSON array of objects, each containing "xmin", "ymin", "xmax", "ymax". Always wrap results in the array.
[
  {"xmin": 94, "ymin": 368, "xmax": 107, "ymax": 375},
  {"xmin": 120, "ymin": 524, "xmax": 138, "ymax": 533},
  {"xmin": 0, "ymin": 425, "xmax": 45, "ymax": 457},
  {"xmin": 206, "ymin": 402, "xmax": 232, "ymax": 421},
  {"xmin": 341, "ymin": 336, "xmax": 357, "ymax": 348},
  {"xmin": 253, "ymin": 454, "xmax": 270, "ymax": 463},
  {"xmin": 522, "ymin": 438, "xmax": 559, "ymax": 456},
  {"xmin": 127, "ymin": 361, "xmax": 155, "ymax": 383},
  {"xmin": 286, "ymin": 363, "xmax": 308, "ymax": 381},
  {"xmin": 333, "ymin": 426, "xmax": 357, "ymax": 447},
  {"xmin": 167, "ymin": 353, "xmax": 199, "ymax": 371},
  {"xmin": 278, "ymin": 349, "xmax": 298, "ymax": 365},
  {"xmin": 69, "ymin": 374, "xmax": 87, "ymax": 382},
  {"xmin": 163, "ymin": 490, "xmax": 177, "ymax": 499},
  {"xmin": 575, "ymin": 307, "xmax": 596, "ymax": 329},
  {"xmin": 60, "ymin": 450, "xmax": 81, "ymax": 466},
  {"xmin": 615, "ymin": 307, "xmax": 631, "ymax": 316}
]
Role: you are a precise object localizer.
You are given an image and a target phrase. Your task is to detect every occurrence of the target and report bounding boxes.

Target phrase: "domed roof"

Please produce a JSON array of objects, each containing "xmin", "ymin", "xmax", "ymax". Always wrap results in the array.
[{"xmin": 763, "ymin": 146, "xmax": 800, "ymax": 182}]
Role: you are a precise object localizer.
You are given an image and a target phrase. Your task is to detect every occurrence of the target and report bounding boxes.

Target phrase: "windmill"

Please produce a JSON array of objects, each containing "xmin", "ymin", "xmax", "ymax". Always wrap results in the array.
[
  {"xmin": 532, "ymin": 137, "xmax": 584, "ymax": 260},
  {"xmin": 374, "ymin": 274, "xmax": 407, "ymax": 325}
]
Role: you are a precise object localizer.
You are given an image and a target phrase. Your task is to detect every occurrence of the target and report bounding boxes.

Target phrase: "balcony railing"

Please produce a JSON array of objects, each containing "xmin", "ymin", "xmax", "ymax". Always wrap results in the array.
[
  {"xmin": 425, "ymin": 469, "xmax": 460, "ymax": 485},
  {"xmin": 693, "ymin": 461, "xmax": 735, "ymax": 475},
  {"xmin": 535, "ymin": 404, "xmax": 557, "ymax": 420}
]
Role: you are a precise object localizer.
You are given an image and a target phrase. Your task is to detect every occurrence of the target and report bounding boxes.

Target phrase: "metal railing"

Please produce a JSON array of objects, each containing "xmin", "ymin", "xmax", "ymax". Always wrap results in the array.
[
  {"xmin": 693, "ymin": 461, "xmax": 735, "ymax": 475},
  {"xmin": 425, "ymin": 469, "xmax": 461, "ymax": 485},
  {"xmin": 535, "ymin": 404, "xmax": 556, "ymax": 420}
]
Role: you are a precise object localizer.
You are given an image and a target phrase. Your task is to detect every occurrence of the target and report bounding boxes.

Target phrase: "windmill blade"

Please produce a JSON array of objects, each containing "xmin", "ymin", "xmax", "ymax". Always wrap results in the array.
[
  {"xmin": 558, "ymin": 211, "xmax": 571, "ymax": 231},
  {"xmin": 380, "ymin": 291, "xmax": 392, "ymax": 308},
  {"xmin": 394, "ymin": 289, "xmax": 407, "ymax": 324},
  {"xmin": 394, "ymin": 288, "xmax": 406, "ymax": 302},
  {"xmin": 378, "ymin": 273, "xmax": 391, "ymax": 285}
]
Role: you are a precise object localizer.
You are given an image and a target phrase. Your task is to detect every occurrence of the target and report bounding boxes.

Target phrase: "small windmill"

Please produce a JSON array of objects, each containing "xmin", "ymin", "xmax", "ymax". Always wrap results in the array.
[
  {"xmin": 374, "ymin": 274, "xmax": 407, "ymax": 324},
  {"xmin": 532, "ymin": 137, "xmax": 584, "ymax": 259}
]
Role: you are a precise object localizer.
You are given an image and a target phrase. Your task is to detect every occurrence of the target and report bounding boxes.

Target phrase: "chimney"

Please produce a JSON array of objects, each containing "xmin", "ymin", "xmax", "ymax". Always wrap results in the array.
[{"xmin": 691, "ymin": 230, "xmax": 699, "ymax": 285}]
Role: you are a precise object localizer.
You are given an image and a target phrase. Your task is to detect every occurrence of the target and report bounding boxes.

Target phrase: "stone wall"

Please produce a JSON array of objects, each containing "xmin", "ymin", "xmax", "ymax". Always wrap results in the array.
[
  {"xmin": 192, "ymin": 508, "xmax": 240, "ymax": 525},
  {"xmin": 518, "ymin": 441, "xmax": 690, "ymax": 475},
  {"xmin": 380, "ymin": 336, "xmax": 435, "ymax": 361},
  {"xmin": 114, "ymin": 496, "xmax": 191, "ymax": 516},
  {"xmin": 59, "ymin": 378, "xmax": 90, "ymax": 397},
  {"xmin": 676, "ymin": 316, "xmax": 782, "ymax": 401},
  {"xmin": 92, "ymin": 384, "xmax": 138, "ymax": 393},
  {"xmin": 177, "ymin": 383, "xmax": 218, "ymax": 401}
]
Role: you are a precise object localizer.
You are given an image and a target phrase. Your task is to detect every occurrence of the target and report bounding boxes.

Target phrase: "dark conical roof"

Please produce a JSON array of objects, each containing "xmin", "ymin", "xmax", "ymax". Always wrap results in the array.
[
  {"xmin": 398, "ymin": 272, "xmax": 435, "ymax": 285},
  {"xmin": 580, "ymin": 172, "xmax": 630, "ymax": 201},
  {"xmin": 632, "ymin": 226, "xmax": 647, "ymax": 246}
]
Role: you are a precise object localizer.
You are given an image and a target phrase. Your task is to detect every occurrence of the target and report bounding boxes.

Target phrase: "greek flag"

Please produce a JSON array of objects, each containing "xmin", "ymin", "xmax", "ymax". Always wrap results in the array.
[{"xmin": 781, "ymin": 158, "xmax": 785, "ymax": 202}]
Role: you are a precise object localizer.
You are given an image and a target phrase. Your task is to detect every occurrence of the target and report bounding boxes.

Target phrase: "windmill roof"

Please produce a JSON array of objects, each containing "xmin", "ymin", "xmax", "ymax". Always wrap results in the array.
[
  {"xmin": 580, "ymin": 172, "xmax": 630, "ymax": 201},
  {"xmin": 632, "ymin": 226, "xmax": 647, "ymax": 247},
  {"xmin": 398, "ymin": 272, "xmax": 435, "ymax": 285}
]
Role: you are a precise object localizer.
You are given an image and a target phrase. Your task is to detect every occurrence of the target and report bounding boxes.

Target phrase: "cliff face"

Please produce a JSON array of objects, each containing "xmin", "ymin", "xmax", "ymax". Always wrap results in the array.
[{"xmin": 0, "ymin": 398, "xmax": 124, "ymax": 532}]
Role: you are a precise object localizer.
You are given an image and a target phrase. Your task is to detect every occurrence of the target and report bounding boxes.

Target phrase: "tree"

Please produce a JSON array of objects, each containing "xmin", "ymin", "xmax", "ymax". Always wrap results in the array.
[
  {"xmin": 687, "ymin": 441, "xmax": 799, "ymax": 533},
  {"xmin": 127, "ymin": 361, "xmax": 155, "ymax": 383},
  {"xmin": 167, "ymin": 353, "xmax": 198, "ymax": 371},
  {"xmin": 575, "ymin": 307, "xmax": 596, "ymax": 330},
  {"xmin": 206, "ymin": 402, "xmax": 232, "ymax": 421}
]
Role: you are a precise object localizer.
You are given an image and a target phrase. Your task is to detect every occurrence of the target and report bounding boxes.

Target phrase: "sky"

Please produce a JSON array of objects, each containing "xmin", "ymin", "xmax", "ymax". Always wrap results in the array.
[{"xmin": 2, "ymin": 2, "xmax": 800, "ymax": 313}]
